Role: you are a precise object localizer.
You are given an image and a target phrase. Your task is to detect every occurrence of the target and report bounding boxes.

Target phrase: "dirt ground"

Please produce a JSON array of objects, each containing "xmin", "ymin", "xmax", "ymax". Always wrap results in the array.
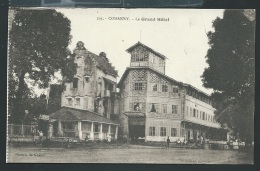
[{"xmin": 7, "ymin": 144, "xmax": 253, "ymax": 164}]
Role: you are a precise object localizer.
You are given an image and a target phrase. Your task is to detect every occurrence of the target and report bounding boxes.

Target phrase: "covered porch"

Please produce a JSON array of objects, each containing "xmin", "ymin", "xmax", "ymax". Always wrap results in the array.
[
  {"xmin": 49, "ymin": 107, "xmax": 119, "ymax": 140},
  {"xmin": 181, "ymin": 120, "xmax": 227, "ymax": 143}
]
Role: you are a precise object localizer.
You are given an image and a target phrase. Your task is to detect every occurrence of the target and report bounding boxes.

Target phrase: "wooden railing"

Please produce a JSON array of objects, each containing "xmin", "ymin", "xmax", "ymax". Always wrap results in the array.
[{"xmin": 8, "ymin": 124, "xmax": 38, "ymax": 136}]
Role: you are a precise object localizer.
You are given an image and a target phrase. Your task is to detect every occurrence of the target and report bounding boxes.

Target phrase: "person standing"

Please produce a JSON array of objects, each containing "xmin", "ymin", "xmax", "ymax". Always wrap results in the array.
[
  {"xmin": 38, "ymin": 130, "xmax": 43, "ymax": 145},
  {"xmin": 166, "ymin": 136, "xmax": 170, "ymax": 149},
  {"xmin": 107, "ymin": 134, "xmax": 111, "ymax": 144}
]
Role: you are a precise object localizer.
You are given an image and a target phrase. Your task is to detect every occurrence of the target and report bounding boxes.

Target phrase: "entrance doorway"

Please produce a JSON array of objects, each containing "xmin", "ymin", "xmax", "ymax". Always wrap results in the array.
[{"xmin": 129, "ymin": 125, "xmax": 145, "ymax": 141}]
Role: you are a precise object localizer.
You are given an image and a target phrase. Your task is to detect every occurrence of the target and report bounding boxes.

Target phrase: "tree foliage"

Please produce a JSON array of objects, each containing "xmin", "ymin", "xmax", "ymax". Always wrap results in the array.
[
  {"xmin": 8, "ymin": 9, "xmax": 77, "ymax": 123},
  {"xmin": 202, "ymin": 10, "xmax": 255, "ymax": 142}
]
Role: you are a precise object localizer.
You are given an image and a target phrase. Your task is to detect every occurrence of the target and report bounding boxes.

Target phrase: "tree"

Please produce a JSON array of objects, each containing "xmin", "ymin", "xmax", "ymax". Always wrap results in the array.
[
  {"xmin": 201, "ymin": 10, "xmax": 255, "ymax": 142},
  {"xmin": 46, "ymin": 84, "xmax": 63, "ymax": 114},
  {"xmin": 8, "ymin": 9, "xmax": 77, "ymax": 123}
]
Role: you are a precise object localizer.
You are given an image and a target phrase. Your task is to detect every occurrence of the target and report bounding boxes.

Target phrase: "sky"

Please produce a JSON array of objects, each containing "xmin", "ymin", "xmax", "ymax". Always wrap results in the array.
[{"xmin": 36, "ymin": 8, "xmax": 224, "ymax": 95}]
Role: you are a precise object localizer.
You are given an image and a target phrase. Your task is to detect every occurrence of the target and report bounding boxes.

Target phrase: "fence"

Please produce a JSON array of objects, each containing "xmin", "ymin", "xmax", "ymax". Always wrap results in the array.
[{"xmin": 8, "ymin": 124, "xmax": 39, "ymax": 137}]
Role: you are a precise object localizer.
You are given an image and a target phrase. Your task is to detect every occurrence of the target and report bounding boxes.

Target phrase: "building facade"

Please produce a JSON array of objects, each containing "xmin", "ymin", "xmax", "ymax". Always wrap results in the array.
[
  {"xmin": 49, "ymin": 41, "xmax": 120, "ymax": 140},
  {"xmin": 117, "ymin": 42, "xmax": 224, "ymax": 142}
]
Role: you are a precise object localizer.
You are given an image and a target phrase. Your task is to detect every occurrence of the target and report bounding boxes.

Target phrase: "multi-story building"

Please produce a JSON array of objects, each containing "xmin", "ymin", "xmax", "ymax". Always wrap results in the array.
[
  {"xmin": 117, "ymin": 42, "xmax": 224, "ymax": 142},
  {"xmin": 48, "ymin": 41, "xmax": 120, "ymax": 140}
]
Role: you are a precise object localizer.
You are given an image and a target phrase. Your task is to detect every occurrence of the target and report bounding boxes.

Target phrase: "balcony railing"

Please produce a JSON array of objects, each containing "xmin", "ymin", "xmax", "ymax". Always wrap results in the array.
[
  {"xmin": 63, "ymin": 128, "xmax": 77, "ymax": 138},
  {"xmin": 130, "ymin": 61, "xmax": 149, "ymax": 67}
]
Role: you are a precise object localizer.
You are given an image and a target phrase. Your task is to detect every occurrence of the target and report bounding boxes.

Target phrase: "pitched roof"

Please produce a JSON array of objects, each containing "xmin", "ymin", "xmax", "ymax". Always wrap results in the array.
[
  {"xmin": 126, "ymin": 41, "xmax": 167, "ymax": 60},
  {"xmin": 87, "ymin": 51, "xmax": 118, "ymax": 77},
  {"xmin": 50, "ymin": 107, "xmax": 119, "ymax": 125}
]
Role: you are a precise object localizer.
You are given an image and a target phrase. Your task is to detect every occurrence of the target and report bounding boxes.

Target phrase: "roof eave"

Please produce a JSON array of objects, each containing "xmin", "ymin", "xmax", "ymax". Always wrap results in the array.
[{"xmin": 126, "ymin": 41, "xmax": 167, "ymax": 60}]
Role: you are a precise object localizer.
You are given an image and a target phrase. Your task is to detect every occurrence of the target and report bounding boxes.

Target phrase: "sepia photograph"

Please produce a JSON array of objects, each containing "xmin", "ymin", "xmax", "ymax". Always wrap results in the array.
[{"xmin": 7, "ymin": 8, "xmax": 255, "ymax": 164}]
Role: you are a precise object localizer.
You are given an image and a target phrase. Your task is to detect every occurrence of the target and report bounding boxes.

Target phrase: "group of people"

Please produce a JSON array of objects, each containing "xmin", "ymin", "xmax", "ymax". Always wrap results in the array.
[{"xmin": 166, "ymin": 136, "xmax": 188, "ymax": 149}]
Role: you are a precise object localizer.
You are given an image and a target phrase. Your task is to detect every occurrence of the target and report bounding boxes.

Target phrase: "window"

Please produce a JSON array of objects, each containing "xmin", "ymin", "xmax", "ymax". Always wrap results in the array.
[
  {"xmin": 73, "ymin": 78, "xmax": 78, "ymax": 88},
  {"xmin": 68, "ymin": 98, "xmax": 72, "ymax": 106},
  {"xmin": 160, "ymin": 127, "xmax": 166, "ymax": 136},
  {"xmin": 205, "ymin": 113, "xmax": 208, "ymax": 121},
  {"xmin": 151, "ymin": 103, "xmax": 160, "ymax": 113},
  {"xmin": 203, "ymin": 112, "xmax": 205, "ymax": 120},
  {"xmin": 134, "ymin": 103, "xmax": 140, "ymax": 111},
  {"xmin": 149, "ymin": 127, "xmax": 156, "ymax": 136},
  {"xmin": 132, "ymin": 51, "xmax": 139, "ymax": 61},
  {"xmin": 151, "ymin": 103, "xmax": 156, "ymax": 112},
  {"xmin": 134, "ymin": 83, "xmax": 143, "ymax": 91},
  {"xmin": 159, "ymin": 58, "xmax": 163, "ymax": 66},
  {"xmin": 171, "ymin": 128, "xmax": 178, "ymax": 137},
  {"xmin": 193, "ymin": 109, "xmax": 196, "ymax": 117},
  {"xmin": 144, "ymin": 52, "xmax": 149, "ymax": 61},
  {"xmin": 139, "ymin": 52, "xmax": 144, "ymax": 61},
  {"xmin": 172, "ymin": 87, "xmax": 179, "ymax": 93},
  {"xmin": 152, "ymin": 84, "xmax": 158, "ymax": 91},
  {"xmin": 190, "ymin": 108, "xmax": 193, "ymax": 116},
  {"xmin": 196, "ymin": 110, "xmax": 199, "ymax": 118},
  {"xmin": 186, "ymin": 106, "xmax": 189, "ymax": 116},
  {"xmin": 162, "ymin": 104, "xmax": 167, "ymax": 113},
  {"xmin": 162, "ymin": 85, "xmax": 168, "ymax": 92},
  {"xmin": 172, "ymin": 105, "xmax": 178, "ymax": 114},
  {"xmin": 76, "ymin": 98, "xmax": 80, "ymax": 106}
]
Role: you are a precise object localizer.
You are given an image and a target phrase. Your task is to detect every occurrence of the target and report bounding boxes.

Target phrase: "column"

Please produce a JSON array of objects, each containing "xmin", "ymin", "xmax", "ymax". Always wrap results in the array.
[
  {"xmin": 227, "ymin": 132, "xmax": 230, "ymax": 141},
  {"xmin": 78, "ymin": 121, "xmax": 82, "ymax": 139},
  {"xmin": 108, "ymin": 125, "xmax": 111, "ymax": 135},
  {"xmin": 48, "ymin": 122, "xmax": 53, "ymax": 139},
  {"xmin": 184, "ymin": 122, "xmax": 186, "ymax": 140},
  {"xmin": 115, "ymin": 126, "xmax": 118, "ymax": 139},
  {"xmin": 58, "ymin": 120, "xmax": 63, "ymax": 137},
  {"xmin": 21, "ymin": 124, "xmax": 24, "ymax": 136},
  {"xmin": 179, "ymin": 122, "xmax": 181, "ymax": 138},
  {"xmin": 99, "ymin": 123, "xmax": 103, "ymax": 139},
  {"xmin": 90, "ymin": 122, "xmax": 94, "ymax": 140}
]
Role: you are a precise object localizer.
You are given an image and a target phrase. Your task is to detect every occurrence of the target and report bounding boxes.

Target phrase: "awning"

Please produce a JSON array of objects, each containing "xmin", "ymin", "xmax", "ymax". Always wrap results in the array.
[
  {"xmin": 129, "ymin": 117, "xmax": 145, "ymax": 126},
  {"xmin": 182, "ymin": 119, "xmax": 222, "ymax": 129},
  {"xmin": 50, "ymin": 107, "xmax": 119, "ymax": 125},
  {"xmin": 103, "ymin": 77, "xmax": 116, "ymax": 85},
  {"xmin": 124, "ymin": 111, "xmax": 145, "ymax": 118}
]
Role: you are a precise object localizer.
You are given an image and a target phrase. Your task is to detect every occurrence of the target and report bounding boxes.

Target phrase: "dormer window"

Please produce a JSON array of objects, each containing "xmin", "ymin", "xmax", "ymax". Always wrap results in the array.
[{"xmin": 67, "ymin": 98, "xmax": 73, "ymax": 106}]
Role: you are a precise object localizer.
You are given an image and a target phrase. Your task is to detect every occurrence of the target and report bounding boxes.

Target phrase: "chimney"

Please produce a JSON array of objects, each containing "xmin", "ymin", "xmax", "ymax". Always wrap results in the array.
[{"xmin": 99, "ymin": 52, "xmax": 109, "ymax": 62}]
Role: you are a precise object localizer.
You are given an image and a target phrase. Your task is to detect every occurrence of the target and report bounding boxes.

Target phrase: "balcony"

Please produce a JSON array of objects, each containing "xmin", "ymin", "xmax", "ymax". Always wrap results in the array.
[{"xmin": 130, "ymin": 61, "xmax": 149, "ymax": 67}]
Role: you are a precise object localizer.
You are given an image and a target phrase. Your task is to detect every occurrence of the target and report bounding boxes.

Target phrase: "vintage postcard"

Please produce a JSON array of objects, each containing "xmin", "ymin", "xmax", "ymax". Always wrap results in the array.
[{"xmin": 7, "ymin": 8, "xmax": 255, "ymax": 163}]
